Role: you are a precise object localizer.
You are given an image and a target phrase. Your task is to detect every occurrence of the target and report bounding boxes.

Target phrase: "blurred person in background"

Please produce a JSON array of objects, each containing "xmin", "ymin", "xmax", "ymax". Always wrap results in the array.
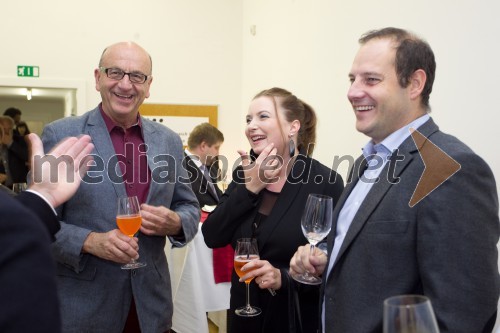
[{"xmin": 183, "ymin": 122, "xmax": 224, "ymax": 208}]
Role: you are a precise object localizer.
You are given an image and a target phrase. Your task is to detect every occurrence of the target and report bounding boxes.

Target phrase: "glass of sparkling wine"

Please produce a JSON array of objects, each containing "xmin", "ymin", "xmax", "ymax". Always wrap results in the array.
[
  {"xmin": 292, "ymin": 193, "xmax": 333, "ymax": 285},
  {"xmin": 116, "ymin": 196, "xmax": 146, "ymax": 269},
  {"xmin": 234, "ymin": 238, "xmax": 262, "ymax": 317}
]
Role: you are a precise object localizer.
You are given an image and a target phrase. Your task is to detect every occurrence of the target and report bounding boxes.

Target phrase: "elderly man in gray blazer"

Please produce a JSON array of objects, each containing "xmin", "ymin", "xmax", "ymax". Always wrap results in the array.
[
  {"xmin": 290, "ymin": 27, "xmax": 499, "ymax": 332},
  {"xmin": 42, "ymin": 41, "xmax": 200, "ymax": 333}
]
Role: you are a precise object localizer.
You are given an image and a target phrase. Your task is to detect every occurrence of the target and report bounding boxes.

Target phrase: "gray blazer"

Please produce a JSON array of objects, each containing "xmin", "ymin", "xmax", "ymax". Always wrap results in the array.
[
  {"xmin": 42, "ymin": 106, "xmax": 200, "ymax": 333},
  {"xmin": 323, "ymin": 118, "xmax": 499, "ymax": 333}
]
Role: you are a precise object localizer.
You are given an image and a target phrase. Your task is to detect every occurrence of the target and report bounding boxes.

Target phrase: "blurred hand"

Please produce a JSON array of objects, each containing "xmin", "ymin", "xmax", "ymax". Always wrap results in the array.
[
  {"xmin": 289, "ymin": 244, "xmax": 328, "ymax": 277},
  {"xmin": 28, "ymin": 133, "xmax": 94, "ymax": 208},
  {"xmin": 83, "ymin": 229, "xmax": 139, "ymax": 264},
  {"xmin": 140, "ymin": 204, "xmax": 182, "ymax": 237}
]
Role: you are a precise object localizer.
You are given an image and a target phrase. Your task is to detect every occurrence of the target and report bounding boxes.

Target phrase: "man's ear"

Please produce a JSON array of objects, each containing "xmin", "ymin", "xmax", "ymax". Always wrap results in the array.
[
  {"xmin": 94, "ymin": 68, "xmax": 101, "ymax": 92},
  {"xmin": 409, "ymin": 69, "xmax": 426, "ymax": 101}
]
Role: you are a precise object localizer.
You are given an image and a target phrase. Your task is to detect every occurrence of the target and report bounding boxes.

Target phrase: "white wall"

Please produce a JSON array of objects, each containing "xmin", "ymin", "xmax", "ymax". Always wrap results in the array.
[
  {"xmin": 0, "ymin": 0, "xmax": 244, "ymax": 166},
  {"xmin": 242, "ymin": 0, "xmax": 500, "ymax": 194}
]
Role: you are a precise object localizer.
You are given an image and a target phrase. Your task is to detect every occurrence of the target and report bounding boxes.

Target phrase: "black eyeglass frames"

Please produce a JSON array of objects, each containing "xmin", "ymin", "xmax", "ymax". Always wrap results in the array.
[{"xmin": 99, "ymin": 67, "xmax": 150, "ymax": 84}]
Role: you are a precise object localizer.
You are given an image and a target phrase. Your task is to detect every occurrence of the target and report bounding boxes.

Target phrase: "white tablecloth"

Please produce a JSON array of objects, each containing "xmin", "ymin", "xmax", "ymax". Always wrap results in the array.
[{"xmin": 165, "ymin": 223, "xmax": 231, "ymax": 333}]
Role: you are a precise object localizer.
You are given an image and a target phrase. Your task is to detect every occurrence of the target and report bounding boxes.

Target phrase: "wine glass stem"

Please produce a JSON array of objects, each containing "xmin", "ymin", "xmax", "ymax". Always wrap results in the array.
[
  {"xmin": 245, "ymin": 282, "xmax": 251, "ymax": 310},
  {"xmin": 131, "ymin": 235, "xmax": 138, "ymax": 264},
  {"xmin": 305, "ymin": 244, "xmax": 316, "ymax": 278}
]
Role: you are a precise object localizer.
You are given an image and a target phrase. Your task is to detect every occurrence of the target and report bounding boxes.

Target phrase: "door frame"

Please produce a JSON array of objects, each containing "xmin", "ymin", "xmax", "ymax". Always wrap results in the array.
[{"xmin": 0, "ymin": 77, "xmax": 86, "ymax": 117}]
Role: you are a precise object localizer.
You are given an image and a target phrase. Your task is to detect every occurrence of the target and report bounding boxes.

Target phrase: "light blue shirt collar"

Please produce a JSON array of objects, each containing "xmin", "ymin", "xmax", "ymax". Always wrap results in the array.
[{"xmin": 362, "ymin": 114, "xmax": 430, "ymax": 160}]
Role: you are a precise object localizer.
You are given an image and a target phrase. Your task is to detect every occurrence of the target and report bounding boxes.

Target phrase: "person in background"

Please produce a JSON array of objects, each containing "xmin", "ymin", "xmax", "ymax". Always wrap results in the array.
[
  {"xmin": 0, "ymin": 116, "xmax": 29, "ymax": 187},
  {"xmin": 202, "ymin": 87, "xmax": 344, "ymax": 333},
  {"xmin": 183, "ymin": 122, "xmax": 224, "ymax": 208},
  {"xmin": 290, "ymin": 27, "xmax": 499, "ymax": 333},
  {"xmin": 0, "ymin": 126, "xmax": 5, "ymax": 185},
  {"xmin": 3, "ymin": 107, "xmax": 22, "ymax": 135},
  {"xmin": 41, "ymin": 41, "xmax": 200, "ymax": 333},
  {"xmin": 16, "ymin": 121, "xmax": 31, "ymax": 137},
  {"xmin": 1, "ymin": 132, "xmax": 94, "ymax": 333}
]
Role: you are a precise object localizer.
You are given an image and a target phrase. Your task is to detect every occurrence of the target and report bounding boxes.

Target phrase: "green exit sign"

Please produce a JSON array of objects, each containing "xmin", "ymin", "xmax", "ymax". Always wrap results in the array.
[{"xmin": 17, "ymin": 65, "xmax": 39, "ymax": 77}]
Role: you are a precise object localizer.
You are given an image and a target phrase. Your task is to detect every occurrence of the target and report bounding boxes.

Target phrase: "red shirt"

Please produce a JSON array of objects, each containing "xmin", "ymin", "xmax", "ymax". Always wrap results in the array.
[{"xmin": 100, "ymin": 105, "xmax": 150, "ymax": 204}]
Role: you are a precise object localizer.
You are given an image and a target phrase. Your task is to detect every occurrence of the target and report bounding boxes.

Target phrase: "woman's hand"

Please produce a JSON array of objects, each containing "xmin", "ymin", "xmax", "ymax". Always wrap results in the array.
[
  {"xmin": 239, "ymin": 259, "xmax": 282, "ymax": 291},
  {"xmin": 237, "ymin": 143, "xmax": 282, "ymax": 194}
]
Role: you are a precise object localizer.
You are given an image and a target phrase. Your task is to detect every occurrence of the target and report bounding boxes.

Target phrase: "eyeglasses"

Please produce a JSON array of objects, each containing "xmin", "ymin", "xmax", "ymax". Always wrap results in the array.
[{"xmin": 99, "ymin": 67, "xmax": 150, "ymax": 84}]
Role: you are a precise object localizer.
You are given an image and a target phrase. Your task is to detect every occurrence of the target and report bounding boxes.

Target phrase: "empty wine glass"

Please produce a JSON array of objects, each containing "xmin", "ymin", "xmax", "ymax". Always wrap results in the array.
[
  {"xmin": 383, "ymin": 294, "xmax": 440, "ymax": 333},
  {"xmin": 234, "ymin": 238, "xmax": 261, "ymax": 317},
  {"xmin": 292, "ymin": 193, "xmax": 333, "ymax": 285},
  {"xmin": 116, "ymin": 196, "xmax": 146, "ymax": 269}
]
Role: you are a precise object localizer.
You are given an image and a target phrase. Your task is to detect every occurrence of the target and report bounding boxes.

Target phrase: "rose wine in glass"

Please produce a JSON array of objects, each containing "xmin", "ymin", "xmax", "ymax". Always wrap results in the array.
[
  {"xmin": 117, "ymin": 196, "xmax": 146, "ymax": 269},
  {"xmin": 234, "ymin": 238, "xmax": 261, "ymax": 317},
  {"xmin": 292, "ymin": 193, "xmax": 333, "ymax": 285}
]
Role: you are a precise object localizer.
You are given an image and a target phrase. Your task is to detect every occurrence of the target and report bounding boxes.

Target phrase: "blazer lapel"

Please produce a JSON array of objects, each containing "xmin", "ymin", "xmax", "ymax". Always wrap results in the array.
[
  {"xmin": 326, "ymin": 156, "xmax": 367, "ymax": 254},
  {"xmin": 141, "ymin": 119, "xmax": 162, "ymax": 203},
  {"xmin": 186, "ymin": 154, "xmax": 219, "ymax": 202},
  {"xmin": 257, "ymin": 155, "xmax": 309, "ymax": 249},
  {"xmin": 206, "ymin": 166, "xmax": 221, "ymax": 201},
  {"xmin": 86, "ymin": 109, "xmax": 126, "ymax": 199},
  {"xmin": 330, "ymin": 118, "xmax": 440, "ymax": 269},
  {"xmin": 333, "ymin": 152, "xmax": 414, "ymax": 265}
]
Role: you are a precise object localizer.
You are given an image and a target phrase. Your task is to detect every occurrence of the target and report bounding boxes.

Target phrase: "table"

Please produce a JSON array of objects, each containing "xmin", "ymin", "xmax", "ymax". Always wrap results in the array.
[{"xmin": 165, "ymin": 223, "xmax": 231, "ymax": 333}]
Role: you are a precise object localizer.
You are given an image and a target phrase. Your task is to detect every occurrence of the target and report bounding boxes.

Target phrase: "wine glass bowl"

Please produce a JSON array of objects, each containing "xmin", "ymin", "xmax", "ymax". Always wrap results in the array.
[
  {"xmin": 383, "ymin": 294, "xmax": 440, "ymax": 333},
  {"xmin": 292, "ymin": 193, "xmax": 333, "ymax": 285},
  {"xmin": 116, "ymin": 196, "xmax": 146, "ymax": 269},
  {"xmin": 234, "ymin": 238, "xmax": 262, "ymax": 317}
]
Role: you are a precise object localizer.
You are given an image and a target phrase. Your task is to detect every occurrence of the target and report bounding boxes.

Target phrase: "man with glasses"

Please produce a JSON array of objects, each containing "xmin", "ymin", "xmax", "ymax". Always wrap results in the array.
[{"xmin": 41, "ymin": 41, "xmax": 200, "ymax": 333}]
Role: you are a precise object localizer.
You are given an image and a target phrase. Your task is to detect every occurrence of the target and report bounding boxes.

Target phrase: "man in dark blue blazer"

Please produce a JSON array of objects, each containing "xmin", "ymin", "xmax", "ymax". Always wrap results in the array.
[
  {"xmin": 291, "ymin": 27, "xmax": 499, "ymax": 332},
  {"xmin": 0, "ymin": 133, "xmax": 94, "ymax": 333}
]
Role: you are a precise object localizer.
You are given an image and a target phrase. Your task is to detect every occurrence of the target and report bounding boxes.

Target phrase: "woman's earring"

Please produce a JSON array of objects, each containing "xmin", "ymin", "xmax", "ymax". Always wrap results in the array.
[{"xmin": 289, "ymin": 136, "xmax": 296, "ymax": 158}]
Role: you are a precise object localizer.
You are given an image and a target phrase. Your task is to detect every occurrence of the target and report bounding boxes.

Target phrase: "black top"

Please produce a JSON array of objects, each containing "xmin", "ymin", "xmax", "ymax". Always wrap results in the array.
[{"xmin": 202, "ymin": 154, "xmax": 344, "ymax": 333}]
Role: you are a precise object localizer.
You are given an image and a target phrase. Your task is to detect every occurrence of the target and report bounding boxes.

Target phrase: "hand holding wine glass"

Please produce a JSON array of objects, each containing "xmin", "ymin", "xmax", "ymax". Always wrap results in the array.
[
  {"xmin": 234, "ymin": 238, "xmax": 262, "ymax": 317},
  {"xmin": 292, "ymin": 193, "xmax": 333, "ymax": 285},
  {"xmin": 116, "ymin": 196, "xmax": 146, "ymax": 269},
  {"xmin": 383, "ymin": 295, "xmax": 440, "ymax": 333}
]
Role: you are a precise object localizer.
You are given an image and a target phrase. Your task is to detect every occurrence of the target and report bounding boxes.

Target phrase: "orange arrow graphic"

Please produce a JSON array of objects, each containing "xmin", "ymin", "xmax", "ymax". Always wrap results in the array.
[{"xmin": 409, "ymin": 128, "xmax": 461, "ymax": 207}]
